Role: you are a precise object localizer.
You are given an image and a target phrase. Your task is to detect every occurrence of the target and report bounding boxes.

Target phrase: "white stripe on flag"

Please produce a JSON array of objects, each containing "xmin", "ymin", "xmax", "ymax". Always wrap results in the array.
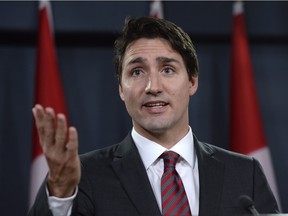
[
  {"xmin": 150, "ymin": 0, "xmax": 164, "ymax": 19},
  {"xmin": 249, "ymin": 147, "xmax": 281, "ymax": 208},
  {"xmin": 29, "ymin": 154, "xmax": 48, "ymax": 207}
]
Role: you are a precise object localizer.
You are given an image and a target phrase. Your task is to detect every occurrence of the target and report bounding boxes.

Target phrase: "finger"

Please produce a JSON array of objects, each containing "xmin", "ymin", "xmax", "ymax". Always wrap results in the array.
[
  {"xmin": 32, "ymin": 104, "xmax": 46, "ymax": 144},
  {"xmin": 54, "ymin": 113, "xmax": 68, "ymax": 151},
  {"xmin": 43, "ymin": 107, "xmax": 56, "ymax": 149},
  {"xmin": 66, "ymin": 127, "xmax": 79, "ymax": 156},
  {"xmin": 32, "ymin": 104, "xmax": 45, "ymax": 126},
  {"xmin": 32, "ymin": 104, "xmax": 44, "ymax": 118}
]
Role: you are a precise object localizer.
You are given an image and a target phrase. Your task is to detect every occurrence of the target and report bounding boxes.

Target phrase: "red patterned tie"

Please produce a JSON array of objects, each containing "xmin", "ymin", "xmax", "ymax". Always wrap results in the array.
[{"xmin": 161, "ymin": 151, "xmax": 192, "ymax": 216}]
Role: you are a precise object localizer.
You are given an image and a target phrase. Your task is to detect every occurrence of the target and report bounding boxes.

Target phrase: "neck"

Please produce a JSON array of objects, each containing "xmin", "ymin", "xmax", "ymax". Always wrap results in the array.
[{"xmin": 134, "ymin": 125, "xmax": 190, "ymax": 149}]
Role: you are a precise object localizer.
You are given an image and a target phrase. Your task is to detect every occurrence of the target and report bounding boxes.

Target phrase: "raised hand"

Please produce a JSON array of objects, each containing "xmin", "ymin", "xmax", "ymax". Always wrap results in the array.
[{"xmin": 32, "ymin": 104, "xmax": 81, "ymax": 197}]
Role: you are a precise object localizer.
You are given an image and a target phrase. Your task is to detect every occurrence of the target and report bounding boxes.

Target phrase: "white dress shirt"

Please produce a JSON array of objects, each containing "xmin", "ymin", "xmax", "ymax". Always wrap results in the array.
[
  {"xmin": 132, "ymin": 127, "xmax": 199, "ymax": 215},
  {"xmin": 48, "ymin": 126, "xmax": 199, "ymax": 215}
]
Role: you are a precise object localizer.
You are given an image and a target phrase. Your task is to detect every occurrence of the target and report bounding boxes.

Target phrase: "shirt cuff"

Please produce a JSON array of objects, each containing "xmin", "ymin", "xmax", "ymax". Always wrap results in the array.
[{"xmin": 46, "ymin": 186, "xmax": 78, "ymax": 216}]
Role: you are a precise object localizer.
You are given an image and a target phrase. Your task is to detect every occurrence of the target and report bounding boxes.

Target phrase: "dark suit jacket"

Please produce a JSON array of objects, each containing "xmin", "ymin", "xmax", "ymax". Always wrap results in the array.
[{"xmin": 28, "ymin": 133, "xmax": 279, "ymax": 216}]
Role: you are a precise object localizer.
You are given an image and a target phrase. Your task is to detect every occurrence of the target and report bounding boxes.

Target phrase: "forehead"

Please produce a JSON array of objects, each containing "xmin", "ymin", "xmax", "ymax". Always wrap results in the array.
[{"xmin": 123, "ymin": 38, "xmax": 181, "ymax": 63}]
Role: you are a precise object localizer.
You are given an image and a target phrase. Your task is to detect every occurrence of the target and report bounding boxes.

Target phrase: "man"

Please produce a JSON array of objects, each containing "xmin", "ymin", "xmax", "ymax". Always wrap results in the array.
[{"xmin": 28, "ymin": 17, "xmax": 279, "ymax": 215}]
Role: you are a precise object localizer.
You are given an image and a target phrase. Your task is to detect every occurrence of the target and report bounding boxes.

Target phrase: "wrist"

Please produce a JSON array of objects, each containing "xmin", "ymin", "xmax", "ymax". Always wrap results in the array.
[{"xmin": 47, "ymin": 179, "xmax": 76, "ymax": 198}]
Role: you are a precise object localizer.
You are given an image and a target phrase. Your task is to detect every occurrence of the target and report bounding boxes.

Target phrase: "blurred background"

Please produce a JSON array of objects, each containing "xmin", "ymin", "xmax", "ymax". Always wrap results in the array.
[{"xmin": 0, "ymin": 1, "xmax": 287, "ymax": 215}]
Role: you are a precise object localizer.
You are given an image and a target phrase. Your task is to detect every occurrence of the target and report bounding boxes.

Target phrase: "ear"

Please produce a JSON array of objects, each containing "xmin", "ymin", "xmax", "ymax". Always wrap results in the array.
[
  {"xmin": 119, "ymin": 85, "xmax": 125, "ymax": 101},
  {"xmin": 189, "ymin": 75, "xmax": 198, "ymax": 96}
]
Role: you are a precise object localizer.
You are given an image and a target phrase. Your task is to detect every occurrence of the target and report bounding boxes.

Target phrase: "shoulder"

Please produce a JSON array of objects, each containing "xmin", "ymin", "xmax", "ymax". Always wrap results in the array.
[
  {"xmin": 79, "ymin": 132, "xmax": 135, "ymax": 167},
  {"xmin": 79, "ymin": 143, "xmax": 120, "ymax": 165},
  {"xmin": 196, "ymin": 140, "xmax": 270, "ymax": 192},
  {"xmin": 196, "ymin": 140, "xmax": 259, "ymax": 170},
  {"xmin": 198, "ymin": 140, "xmax": 251, "ymax": 160}
]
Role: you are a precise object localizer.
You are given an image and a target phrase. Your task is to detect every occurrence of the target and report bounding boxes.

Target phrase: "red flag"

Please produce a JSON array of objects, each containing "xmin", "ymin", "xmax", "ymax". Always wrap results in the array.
[
  {"xmin": 229, "ymin": 1, "xmax": 281, "ymax": 207},
  {"xmin": 150, "ymin": 0, "xmax": 164, "ymax": 19},
  {"xmin": 29, "ymin": 0, "xmax": 69, "ymax": 206}
]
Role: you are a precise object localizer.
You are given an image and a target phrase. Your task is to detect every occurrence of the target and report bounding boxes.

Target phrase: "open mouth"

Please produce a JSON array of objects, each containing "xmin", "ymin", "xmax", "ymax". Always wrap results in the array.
[
  {"xmin": 143, "ymin": 101, "xmax": 169, "ymax": 114},
  {"xmin": 144, "ymin": 102, "xmax": 168, "ymax": 107}
]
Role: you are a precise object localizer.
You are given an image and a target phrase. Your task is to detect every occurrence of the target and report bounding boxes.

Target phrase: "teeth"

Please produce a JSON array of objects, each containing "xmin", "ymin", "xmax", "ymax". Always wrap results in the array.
[{"xmin": 146, "ymin": 103, "xmax": 165, "ymax": 107}]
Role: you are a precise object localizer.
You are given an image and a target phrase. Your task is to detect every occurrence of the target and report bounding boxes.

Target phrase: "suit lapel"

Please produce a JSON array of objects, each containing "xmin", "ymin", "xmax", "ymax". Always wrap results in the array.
[
  {"xmin": 111, "ymin": 134, "xmax": 162, "ymax": 216},
  {"xmin": 194, "ymin": 137, "xmax": 225, "ymax": 216},
  {"xmin": 111, "ymin": 133, "xmax": 225, "ymax": 215}
]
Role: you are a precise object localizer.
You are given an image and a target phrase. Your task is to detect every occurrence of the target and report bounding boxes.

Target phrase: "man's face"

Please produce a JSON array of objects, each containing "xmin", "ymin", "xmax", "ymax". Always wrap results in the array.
[{"xmin": 119, "ymin": 38, "xmax": 198, "ymax": 139}]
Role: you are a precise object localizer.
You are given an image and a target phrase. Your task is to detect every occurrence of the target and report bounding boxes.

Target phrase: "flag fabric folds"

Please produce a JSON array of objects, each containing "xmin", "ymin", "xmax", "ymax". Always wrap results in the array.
[
  {"xmin": 229, "ymin": 1, "xmax": 281, "ymax": 207},
  {"xmin": 29, "ymin": 0, "xmax": 69, "ymax": 207},
  {"xmin": 150, "ymin": 0, "xmax": 164, "ymax": 19}
]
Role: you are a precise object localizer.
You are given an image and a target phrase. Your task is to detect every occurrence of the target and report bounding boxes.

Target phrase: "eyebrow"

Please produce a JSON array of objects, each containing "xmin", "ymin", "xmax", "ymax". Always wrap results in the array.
[
  {"xmin": 127, "ymin": 57, "xmax": 146, "ymax": 65},
  {"xmin": 127, "ymin": 56, "xmax": 180, "ymax": 66},
  {"xmin": 156, "ymin": 56, "xmax": 180, "ymax": 64}
]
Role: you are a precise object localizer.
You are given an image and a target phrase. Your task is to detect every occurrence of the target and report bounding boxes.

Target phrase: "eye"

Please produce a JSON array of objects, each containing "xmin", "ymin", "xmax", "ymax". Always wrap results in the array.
[
  {"xmin": 132, "ymin": 69, "xmax": 143, "ymax": 77},
  {"xmin": 162, "ymin": 67, "xmax": 174, "ymax": 75}
]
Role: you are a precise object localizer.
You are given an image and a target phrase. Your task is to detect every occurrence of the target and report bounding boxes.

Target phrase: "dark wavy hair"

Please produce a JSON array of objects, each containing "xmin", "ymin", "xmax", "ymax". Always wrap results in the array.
[{"xmin": 114, "ymin": 16, "xmax": 199, "ymax": 84}]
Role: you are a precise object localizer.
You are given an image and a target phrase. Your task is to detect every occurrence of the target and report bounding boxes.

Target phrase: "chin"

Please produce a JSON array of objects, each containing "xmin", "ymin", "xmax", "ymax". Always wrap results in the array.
[{"xmin": 143, "ymin": 123, "xmax": 170, "ymax": 134}]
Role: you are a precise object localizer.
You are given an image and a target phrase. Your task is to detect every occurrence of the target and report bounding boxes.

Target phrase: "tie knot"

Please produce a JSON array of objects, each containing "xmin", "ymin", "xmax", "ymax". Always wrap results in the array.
[{"xmin": 160, "ymin": 151, "xmax": 180, "ymax": 168}]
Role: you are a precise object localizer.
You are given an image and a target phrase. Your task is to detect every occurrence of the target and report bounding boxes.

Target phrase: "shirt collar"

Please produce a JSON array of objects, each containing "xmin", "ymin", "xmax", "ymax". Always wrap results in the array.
[{"xmin": 132, "ymin": 127, "xmax": 195, "ymax": 170}]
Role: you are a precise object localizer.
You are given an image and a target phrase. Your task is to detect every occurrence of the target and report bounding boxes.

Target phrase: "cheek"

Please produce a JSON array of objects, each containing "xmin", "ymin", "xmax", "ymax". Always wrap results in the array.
[
  {"xmin": 119, "ymin": 84, "xmax": 137, "ymax": 104},
  {"xmin": 171, "ymin": 81, "xmax": 191, "ymax": 97},
  {"xmin": 119, "ymin": 77, "xmax": 134, "ymax": 100},
  {"xmin": 121, "ymin": 78, "xmax": 133, "ymax": 90},
  {"xmin": 121, "ymin": 78, "xmax": 147, "ymax": 98}
]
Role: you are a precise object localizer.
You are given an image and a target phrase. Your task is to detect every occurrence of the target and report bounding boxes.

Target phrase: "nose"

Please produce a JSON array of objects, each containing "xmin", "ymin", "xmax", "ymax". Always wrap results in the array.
[{"xmin": 145, "ymin": 73, "xmax": 162, "ymax": 95}]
